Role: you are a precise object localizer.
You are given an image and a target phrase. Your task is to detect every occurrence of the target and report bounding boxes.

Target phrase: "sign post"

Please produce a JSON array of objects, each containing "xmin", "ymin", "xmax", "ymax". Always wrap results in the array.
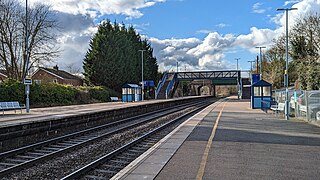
[{"xmin": 24, "ymin": 78, "xmax": 32, "ymax": 113}]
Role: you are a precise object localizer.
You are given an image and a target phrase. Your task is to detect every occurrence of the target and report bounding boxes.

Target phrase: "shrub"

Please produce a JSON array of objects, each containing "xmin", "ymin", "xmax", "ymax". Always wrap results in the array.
[
  {"xmin": 30, "ymin": 83, "xmax": 78, "ymax": 106},
  {"xmin": 0, "ymin": 79, "xmax": 24, "ymax": 102},
  {"xmin": 0, "ymin": 80, "xmax": 120, "ymax": 107}
]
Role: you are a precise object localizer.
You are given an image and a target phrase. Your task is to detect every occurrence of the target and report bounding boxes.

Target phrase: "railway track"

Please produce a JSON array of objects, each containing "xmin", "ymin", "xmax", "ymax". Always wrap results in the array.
[
  {"xmin": 61, "ymin": 100, "xmax": 213, "ymax": 179},
  {"xmin": 0, "ymin": 99, "xmax": 214, "ymax": 178}
]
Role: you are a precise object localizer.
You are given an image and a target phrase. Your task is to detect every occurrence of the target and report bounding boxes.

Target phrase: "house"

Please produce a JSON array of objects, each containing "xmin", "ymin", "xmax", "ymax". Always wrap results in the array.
[
  {"xmin": 0, "ymin": 69, "xmax": 8, "ymax": 82},
  {"xmin": 32, "ymin": 66, "xmax": 83, "ymax": 86}
]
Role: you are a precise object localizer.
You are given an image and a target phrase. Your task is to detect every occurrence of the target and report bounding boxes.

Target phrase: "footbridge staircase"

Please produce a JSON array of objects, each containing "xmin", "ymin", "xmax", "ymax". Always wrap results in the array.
[{"xmin": 155, "ymin": 73, "xmax": 178, "ymax": 99}]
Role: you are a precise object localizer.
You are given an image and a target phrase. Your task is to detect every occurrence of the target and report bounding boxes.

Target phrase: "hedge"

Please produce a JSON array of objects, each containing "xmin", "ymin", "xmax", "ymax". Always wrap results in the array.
[{"xmin": 0, "ymin": 80, "xmax": 119, "ymax": 107}]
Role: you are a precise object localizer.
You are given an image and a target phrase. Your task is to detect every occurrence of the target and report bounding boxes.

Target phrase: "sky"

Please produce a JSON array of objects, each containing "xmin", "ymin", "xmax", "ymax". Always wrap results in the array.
[{"xmin": 22, "ymin": 0, "xmax": 320, "ymax": 73}]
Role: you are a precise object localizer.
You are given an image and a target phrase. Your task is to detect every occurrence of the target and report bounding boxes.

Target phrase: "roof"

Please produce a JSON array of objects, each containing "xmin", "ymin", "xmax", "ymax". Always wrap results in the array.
[
  {"xmin": 122, "ymin": 83, "xmax": 141, "ymax": 88},
  {"xmin": 251, "ymin": 80, "xmax": 271, "ymax": 87},
  {"xmin": 36, "ymin": 67, "xmax": 82, "ymax": 80}
]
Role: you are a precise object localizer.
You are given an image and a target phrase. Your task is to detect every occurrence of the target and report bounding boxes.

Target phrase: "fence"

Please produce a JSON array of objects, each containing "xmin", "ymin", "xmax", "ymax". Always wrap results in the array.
[{"xmin": 273, "ymin": 90, "xmax": 320, "ymax": 122}]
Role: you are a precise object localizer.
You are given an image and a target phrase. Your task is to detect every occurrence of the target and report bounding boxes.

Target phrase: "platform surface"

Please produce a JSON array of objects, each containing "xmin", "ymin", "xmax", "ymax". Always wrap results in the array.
[{"xmin": 114, "ymin": 97, "xmax": 320, "ymax": 180}]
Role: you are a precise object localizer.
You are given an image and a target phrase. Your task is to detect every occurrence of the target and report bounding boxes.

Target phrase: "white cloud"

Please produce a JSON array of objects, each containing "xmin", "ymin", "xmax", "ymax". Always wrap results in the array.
[
  {"xmin": 149, "ymin": 33, "xmax": 236, "ymax": 71},
  {"xmin": 196, "ymin": 29, "xmax": 213, "ymax": 34},
  {"xmin": 46, "ymin": 13, "xmax": 98, "ymax": 70},
  {"xmin": 235, "ymin": 27, "xmax": 280, "ymax": 52},
  {"xmin": 25, "ymin": 0, "xmax": 165, "ymax": 19},
  {"xmin": 151, "ymin": 28, "xmax": 273, "ymax": 72},
  {"xmin": 284, "ymin": 0, "xmax": 302, "ymax": 6},
  {"xmin": 216, "ymin": 23, "xmax": 230, "ymax": 28},
  {"xmin": 252, "ymin": 2, "xmax": 266, "ymax": 14},
  {"xmin": 188, "ymin": 33, "xmax": 235, "ymax": 57}
]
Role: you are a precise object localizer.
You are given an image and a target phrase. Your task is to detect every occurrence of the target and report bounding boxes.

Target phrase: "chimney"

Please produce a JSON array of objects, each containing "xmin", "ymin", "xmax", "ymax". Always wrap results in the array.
[{"xmin": 53, "ymin": 65, "xmax": 59, "ymax": 71}]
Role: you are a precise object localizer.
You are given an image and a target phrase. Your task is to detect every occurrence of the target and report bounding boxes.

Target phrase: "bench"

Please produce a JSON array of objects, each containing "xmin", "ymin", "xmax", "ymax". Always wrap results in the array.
[
  {"xmin": 270, "ymin": 103, "xmax": 285, "ymax": 116},
  {"xmin": 110, "ymin": 97, "xmax": 119, "ymax": 101},
  {"xmin": 0, "ymin": 101, "xmax": 26, "ymax": 114}
]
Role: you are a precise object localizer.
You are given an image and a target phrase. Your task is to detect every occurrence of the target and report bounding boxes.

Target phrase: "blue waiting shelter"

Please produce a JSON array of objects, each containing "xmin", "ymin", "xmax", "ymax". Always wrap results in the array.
[
  {"xmin": 251, "ymin": 80, "xmax": 272, "ymax": 109},
  {"xmin": 122, "ymin": 83, "xmax": 142, "ymax": 102}
]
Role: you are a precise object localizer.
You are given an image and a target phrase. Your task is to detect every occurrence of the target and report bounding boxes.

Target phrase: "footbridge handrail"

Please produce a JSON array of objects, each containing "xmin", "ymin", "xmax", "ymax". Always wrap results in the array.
[{"xmin": 166, "ymin": 73, "xmax": 177, "ymax": 99}]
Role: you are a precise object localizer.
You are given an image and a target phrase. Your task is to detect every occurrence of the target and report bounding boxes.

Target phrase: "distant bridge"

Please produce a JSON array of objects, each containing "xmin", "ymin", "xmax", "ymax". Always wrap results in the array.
[
  {"xmin": 172, "ymin": 70, "xmax": 241, "ymax": 81},
  {"xmin": 155, "ymin": 70, "xmax": 242, "ymax": 99}
]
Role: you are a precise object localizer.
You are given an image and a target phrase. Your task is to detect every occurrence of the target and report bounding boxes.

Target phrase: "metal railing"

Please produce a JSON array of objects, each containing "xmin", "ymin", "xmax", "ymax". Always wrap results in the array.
[{"xmin": 273, "ymin": 90, "xmax": 320, "ymax": 123}]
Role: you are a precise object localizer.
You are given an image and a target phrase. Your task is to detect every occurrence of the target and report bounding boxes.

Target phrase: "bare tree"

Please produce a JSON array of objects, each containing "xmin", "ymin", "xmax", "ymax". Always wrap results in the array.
[
  {"xmin": 0, "ymin": 0, "xmax": 59, "ymax": 80},
  {"xmin": 263, "ymin": 36, "xmax": 286, "ymax": 89},
  {"xmin": 290, "ymin": 13, "xmax": 320, "ymax": 90}
]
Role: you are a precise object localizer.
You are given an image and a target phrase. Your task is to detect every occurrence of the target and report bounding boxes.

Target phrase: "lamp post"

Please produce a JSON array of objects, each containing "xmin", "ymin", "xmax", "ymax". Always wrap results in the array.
[
  {"xmin": 248, "ymin": 60, "xmax": 255, "ymax": 84},
  {"xmin": 139, "ymin": 50, "xmax": 146, "ymax": 101},
  {"xmin": 176, "ymin": 60, "xmax": 179, "ymax": 73},
  {"xmin": 248, "ymin": 60, "xmax": 255, "ymax": 73},
  {"xmin": 25, "ymin": 0, "xmax": 30, "ymax": 113},
  {"xmin": 255, "ymin": 46, "xmax": 266, "ymax": 80},
  {"xmin": 235, "ymin": 58, "xmax": 240, "ymax": 99},
  {"xmin": 277, "ymin": 7, "xmax": 298, "ymax": 120},
  {"xmin": 235, "ymin": 58, "xmax": 240, "ymax": 70}
]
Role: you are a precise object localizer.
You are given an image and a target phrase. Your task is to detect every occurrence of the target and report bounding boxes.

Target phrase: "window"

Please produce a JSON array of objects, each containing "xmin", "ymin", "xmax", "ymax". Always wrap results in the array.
[
  {"xmin": 34, "ymin": 80, "xmax": 41, "ymax": 84},
  {"xmin": 122, "ymin": 88, "xmax": 128, "ymax": 94},
  {"xmin": 254, "ymin": 86, "xmax": 271, "ymax": 96},
  {"xmin": 53, "ymin": 79, "xmax": 58, "ymax": 83},
  {"xmin": 254, "ymin": 87, "xmax": 261, "ymax": 96},
  {"xmin": 263, "ymin": 87, "xmax": 271, "ymax": 96}
]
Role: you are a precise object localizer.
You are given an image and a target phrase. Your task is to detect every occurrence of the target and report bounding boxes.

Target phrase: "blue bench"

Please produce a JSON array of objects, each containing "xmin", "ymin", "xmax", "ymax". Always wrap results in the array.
[
  {"xmin": 110, "ymin": 97, "xmax": 119, "ymax": 101},
  {"xmin": 0, "ymin": 101, "xmax": 26, "ymax": 114}
]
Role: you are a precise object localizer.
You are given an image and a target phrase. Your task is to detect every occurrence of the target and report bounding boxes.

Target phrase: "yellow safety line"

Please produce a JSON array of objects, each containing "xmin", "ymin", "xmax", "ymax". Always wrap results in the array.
[{"xmin": 196, "ymin": 101, "xmax": 227, "ymax": 180}]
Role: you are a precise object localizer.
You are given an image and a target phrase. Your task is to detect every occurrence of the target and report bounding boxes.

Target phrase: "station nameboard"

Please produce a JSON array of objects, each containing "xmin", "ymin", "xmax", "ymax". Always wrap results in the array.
[{"xmin": 24, "ymin": 78, "xmax": 32, "ymax": 85}]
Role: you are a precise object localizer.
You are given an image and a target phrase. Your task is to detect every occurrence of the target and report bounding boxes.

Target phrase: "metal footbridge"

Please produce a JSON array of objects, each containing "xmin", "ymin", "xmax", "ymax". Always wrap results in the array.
[{"xmin": 155, "ymin": 70, "xmax": 241, "ymax": 99}]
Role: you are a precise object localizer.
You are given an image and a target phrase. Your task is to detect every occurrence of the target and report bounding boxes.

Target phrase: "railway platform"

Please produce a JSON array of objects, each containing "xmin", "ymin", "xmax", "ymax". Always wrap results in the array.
[
  {"xmin": 0, "ymin": 96, "xmax": 213, "ymax": 152},
  {"xmin": 114, "ymin": 96, "xmax": 320, "ymax": 180},
  {"xmin": 0, "ymin": 96, "xmax": 211, "ymax": 128}
]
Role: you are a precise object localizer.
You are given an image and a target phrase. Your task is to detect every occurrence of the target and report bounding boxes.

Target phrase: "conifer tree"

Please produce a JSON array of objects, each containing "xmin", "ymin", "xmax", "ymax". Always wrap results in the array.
[{"xmin": 83, "ymin": 20, "xmax": 159, "ymax": 92}]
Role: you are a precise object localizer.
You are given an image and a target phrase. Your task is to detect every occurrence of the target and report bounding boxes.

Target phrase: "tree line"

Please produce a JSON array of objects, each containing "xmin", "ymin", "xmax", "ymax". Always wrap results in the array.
[
  {"xmin": 83, "ymin": 20, "xmax": 158, "ymax": 92},
  {"xmin": 262, "ymin": 13, "xmax": 320, "ymax": 90}
]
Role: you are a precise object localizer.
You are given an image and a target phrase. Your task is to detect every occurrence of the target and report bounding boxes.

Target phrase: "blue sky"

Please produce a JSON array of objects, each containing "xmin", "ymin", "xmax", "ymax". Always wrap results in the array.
[
  {"xmin": 136, "ymin": 0, "xmax": 280, "ymax": 38},
  {"xmin": 26, "ymin": 0, "xmax": 320, "ymax": 73},
  {"xmin": 99, "ymin": 0, "xmax": 283, "ymax": 38}
]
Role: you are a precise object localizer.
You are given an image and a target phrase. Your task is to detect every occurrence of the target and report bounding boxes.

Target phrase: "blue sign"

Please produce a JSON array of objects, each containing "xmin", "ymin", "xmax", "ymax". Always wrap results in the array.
[
  {"xmin": 252, "ymin": 74, "xmax": 260, "ymax": 84},
  {"xmin": 144, "ymin": 80, "xmax": 155, "ymax": 87}
]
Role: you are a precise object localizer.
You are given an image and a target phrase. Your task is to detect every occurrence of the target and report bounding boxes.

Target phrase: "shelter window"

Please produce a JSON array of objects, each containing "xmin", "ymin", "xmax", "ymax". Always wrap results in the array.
[
  {"xmin": 263, "ymin": 87, "xmax": 271, "ymax": 96},
  {"xmin": 254, "ymin": 87, "xmax": 261, "ymax": 96}
]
